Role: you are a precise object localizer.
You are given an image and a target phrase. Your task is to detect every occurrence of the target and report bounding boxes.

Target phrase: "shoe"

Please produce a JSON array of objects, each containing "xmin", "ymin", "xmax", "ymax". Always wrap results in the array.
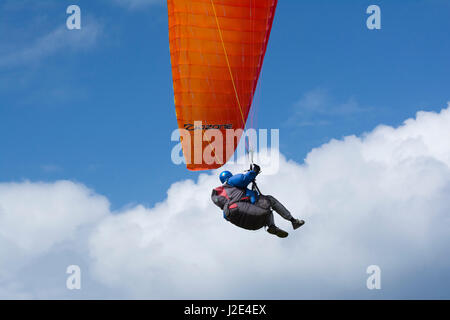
[
  {"xmin": 267, "ymin": 225, "xmax": 289, "ymax": 238},
  {"xmin": 291, "ymin": 219, "xmax": 305, "ymax": 230}
]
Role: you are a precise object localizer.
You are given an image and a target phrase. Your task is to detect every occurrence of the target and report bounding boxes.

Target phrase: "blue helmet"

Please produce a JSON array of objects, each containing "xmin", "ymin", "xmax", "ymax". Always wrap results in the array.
[{"xmin": 219, "ymin": 171, "xmax": 232, "ymax": 184}]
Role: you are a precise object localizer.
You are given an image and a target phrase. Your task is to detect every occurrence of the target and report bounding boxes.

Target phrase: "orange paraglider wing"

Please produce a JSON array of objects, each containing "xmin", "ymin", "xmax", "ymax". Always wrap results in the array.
[{"xmin": 168, "ymin": 0, "xmax": 278, "ymax": 170}]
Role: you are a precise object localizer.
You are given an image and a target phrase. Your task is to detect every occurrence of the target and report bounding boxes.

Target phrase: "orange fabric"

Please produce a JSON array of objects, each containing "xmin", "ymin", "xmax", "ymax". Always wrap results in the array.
[{"xmin": 168, "ymin": 0, "xmax": 278, "ymax": 170}]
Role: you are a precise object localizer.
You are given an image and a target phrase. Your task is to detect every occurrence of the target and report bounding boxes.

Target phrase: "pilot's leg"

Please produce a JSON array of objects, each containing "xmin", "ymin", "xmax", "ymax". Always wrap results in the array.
[
  {"xmin": 258, "ymin": 195, "xmax": 305, "ymax": 230},
  {"xmin": 264, "ymin": 195, "xmax": 293, "ymax": 221}
]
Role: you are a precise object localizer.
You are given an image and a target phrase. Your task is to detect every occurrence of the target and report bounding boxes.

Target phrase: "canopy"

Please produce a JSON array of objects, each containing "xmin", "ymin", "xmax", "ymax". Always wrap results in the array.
[{"xmin": 168, "ymin": 0, "xmax": 278, "ymax": 170}]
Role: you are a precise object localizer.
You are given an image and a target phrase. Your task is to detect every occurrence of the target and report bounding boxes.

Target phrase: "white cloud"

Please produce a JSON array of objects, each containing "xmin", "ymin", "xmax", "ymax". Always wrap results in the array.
[
  {"xmin": 1, "ymin": 104, "xmax": 450, "ymax": 298},
  {"xmin": 295, "ymin": 88, "xmax": 370, "ymax": 115},
  {"xmin": 0, "ymin": 20, "xmax": 102, "ymax": 68},
  {"xmin": 287, "ymin": 88, "xmax": 372, "ymax": 127},
  {"xmin": 0, "ymin": 181, "xmax": 109, "ymax": 281},
  {"xmin": 41, "ymin": 164, "xmax": 63, "ymax": 173}
]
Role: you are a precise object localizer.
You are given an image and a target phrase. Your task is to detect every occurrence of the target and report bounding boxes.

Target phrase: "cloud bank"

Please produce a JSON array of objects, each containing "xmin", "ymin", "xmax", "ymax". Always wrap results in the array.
[{"xmin": 1, "ymin": 104, "xmax": 450, "ymax": 299}]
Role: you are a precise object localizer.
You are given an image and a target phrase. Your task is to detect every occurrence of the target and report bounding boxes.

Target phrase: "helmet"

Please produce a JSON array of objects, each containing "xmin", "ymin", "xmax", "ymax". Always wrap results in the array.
[{"xmin": 219, "ymin": 171, "xmax": 232, "ymax": 184}]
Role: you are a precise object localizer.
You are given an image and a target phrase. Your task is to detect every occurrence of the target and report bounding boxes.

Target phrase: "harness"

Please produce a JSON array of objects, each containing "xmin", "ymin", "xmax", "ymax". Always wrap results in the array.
[{"xmin": 211, "ymin": 184, "xmax": 250, "ymax": 219}]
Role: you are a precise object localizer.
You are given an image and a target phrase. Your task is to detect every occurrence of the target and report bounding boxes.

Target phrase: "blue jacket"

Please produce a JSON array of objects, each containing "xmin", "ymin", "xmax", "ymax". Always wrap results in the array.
[{"xmin": 226, "ymin": 170, "xmax": 259, "ymax": 204}]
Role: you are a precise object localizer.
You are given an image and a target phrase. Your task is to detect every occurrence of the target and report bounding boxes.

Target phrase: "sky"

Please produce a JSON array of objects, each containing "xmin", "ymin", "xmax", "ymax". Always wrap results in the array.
[{"xmin": 0, "ymin": 0, "xmax": 449, "ymax": 299}]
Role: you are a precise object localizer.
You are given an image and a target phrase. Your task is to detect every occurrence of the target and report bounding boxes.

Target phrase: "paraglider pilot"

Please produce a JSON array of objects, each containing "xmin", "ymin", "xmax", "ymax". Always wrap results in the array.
[{"xmin": 211, "ymin": 164, "xmax": 305, "ymax": 238}]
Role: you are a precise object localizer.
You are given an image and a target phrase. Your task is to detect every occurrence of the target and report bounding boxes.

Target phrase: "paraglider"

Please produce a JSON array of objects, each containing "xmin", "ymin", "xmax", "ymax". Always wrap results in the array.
[{"xmin": 167, "ymin": 1, "xmax": 305, "ymax": 236}]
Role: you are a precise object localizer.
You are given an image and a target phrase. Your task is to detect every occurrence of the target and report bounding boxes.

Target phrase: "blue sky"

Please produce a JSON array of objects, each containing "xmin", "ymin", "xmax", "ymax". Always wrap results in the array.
[
  {"xmin": 1, "ymin": 0, "xmax": 448, "ymax": 209},
  {"xmin": 0, "ymin": 0, "xmax": 450, "ymax": 299}
]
